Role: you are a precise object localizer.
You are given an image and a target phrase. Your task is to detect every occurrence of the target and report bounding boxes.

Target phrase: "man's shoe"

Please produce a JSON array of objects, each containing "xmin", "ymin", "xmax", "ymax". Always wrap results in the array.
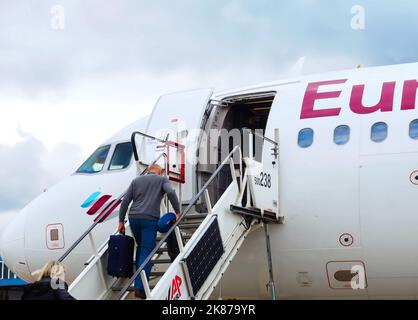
[{"xmin": 134, "ymin": 289, "xmax": 146, "ymax": 299}]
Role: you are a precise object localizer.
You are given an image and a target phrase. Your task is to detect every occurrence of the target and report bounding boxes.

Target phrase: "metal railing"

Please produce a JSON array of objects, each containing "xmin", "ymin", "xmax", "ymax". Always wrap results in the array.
[
  {"xmin": 58, "ymin": 152, "xmax": 167, "ymax": 263},
  {"xmin": 116, "ymin": 145, "xmax": 242, "ymax": 300},
  {"xmin": 0, "ymin": 259, "xmax": 18, "ymax": 280},
  {"xmin": 131, "ymin": 131, "xmax": 168, "ymax": 162},
  {"xmin": 252, "ymin": 130, "xmax": 278, "ymax": 147}
]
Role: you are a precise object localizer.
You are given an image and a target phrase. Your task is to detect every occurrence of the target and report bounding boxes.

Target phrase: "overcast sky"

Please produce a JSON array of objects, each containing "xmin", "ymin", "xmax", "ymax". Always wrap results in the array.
[{"xmin": 1, "ymin": 0, "xmax": 418, "ymax": 216}]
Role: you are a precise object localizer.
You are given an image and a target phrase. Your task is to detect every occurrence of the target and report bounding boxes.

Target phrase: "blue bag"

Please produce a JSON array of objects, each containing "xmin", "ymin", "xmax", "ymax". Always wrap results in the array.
[{"xmin": 157, "ymin": 212, "xmax": 176, "ymax": 233}]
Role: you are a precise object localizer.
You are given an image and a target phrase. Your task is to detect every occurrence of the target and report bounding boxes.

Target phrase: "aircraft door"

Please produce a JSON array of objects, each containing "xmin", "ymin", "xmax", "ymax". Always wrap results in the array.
[
  {"xmin": 247, "ymin": 100, "xmax": 280, "ymax": 219},
  {"xmin": 246, "ymin": 130, "xmax": 280, "ymax": 218},
  {"xmin": 140, "ymin": 88, "xmax": 214, "ymax": 202}
]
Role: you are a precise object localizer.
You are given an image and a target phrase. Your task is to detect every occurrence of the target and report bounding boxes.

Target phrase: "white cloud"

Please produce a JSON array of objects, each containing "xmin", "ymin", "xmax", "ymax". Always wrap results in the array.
[
  {"xmin": 1, "ymin": 0, "xmax": 415, "ymax": 98},
  {"xmin": 0, "ymin": 210, "xmax": 17, "ymax": 239},
  {"xmin": 0, "ymin": 131, "xmax": 83, "ymax": 212},
  {"xmin": 0, "ymin": 0, "xmax": 417, "ymax": 215},
  {"xmin": 0, "ymin": 68, "xmax": 204, "ymax": 152}
]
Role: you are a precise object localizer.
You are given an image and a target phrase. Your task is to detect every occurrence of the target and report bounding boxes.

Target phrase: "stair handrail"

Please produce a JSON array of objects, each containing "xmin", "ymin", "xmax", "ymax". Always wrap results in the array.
[
  {"xmin": 131, "ymin": 131, "xmax": 168, "ymax": 162},
  {"xmin": 250, "ymin": 129, "xmax": 279, "ymax": 160},
  {"xmin": 252, "ymin": 130, "xmax": 278, "ymax": 147},
  {"xmin": 116, "ymin": 145, "xmax": 242, "ymax": 300},
  {"xmin": 58, "ymin": 152, "xmax": 167, "ymax": 263}
]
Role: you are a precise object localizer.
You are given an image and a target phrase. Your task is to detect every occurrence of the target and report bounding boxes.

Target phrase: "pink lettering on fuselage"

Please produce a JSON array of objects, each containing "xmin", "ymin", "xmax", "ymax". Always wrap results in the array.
[
  {"xmin": 401, "ymin": 79, "xmax": 418, "ymax": 110},
  {"xmin": 300, "ymin": 79, "xmax": 347, "ymax": 119},
  {"xmin": 300, "ymin": 79, "xmax": 418, "ymax": 119},
  {"xmin": 350, "ymin": 81, "xmax": 396, "ymax": 114}
]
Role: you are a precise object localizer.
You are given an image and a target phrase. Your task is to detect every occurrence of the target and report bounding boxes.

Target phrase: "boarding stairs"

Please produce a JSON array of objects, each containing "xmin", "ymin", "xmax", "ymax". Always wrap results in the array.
[{"xmin": 61, "ymin": 130, "xmax": 283, "ymax": 300}]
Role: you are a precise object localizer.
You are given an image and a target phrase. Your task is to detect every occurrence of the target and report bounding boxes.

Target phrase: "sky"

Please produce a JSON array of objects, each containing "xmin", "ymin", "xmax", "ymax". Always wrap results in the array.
[{"xmin": 1, "ymin": 0, "xmax": 418, "ymax": 217}]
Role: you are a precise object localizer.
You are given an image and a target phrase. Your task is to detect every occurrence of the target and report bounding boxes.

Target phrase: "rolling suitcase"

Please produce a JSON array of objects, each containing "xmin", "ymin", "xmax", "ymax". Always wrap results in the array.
[{"xmin": 107, "ymin": 234, "xmax": 135, "ymax": 278}]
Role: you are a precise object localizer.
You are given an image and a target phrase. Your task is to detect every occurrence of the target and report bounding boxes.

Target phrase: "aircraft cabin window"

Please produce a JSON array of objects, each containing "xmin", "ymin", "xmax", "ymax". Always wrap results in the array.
[
  {"xmin": 109, "ymin": 142, "xmax": 133, "ymax": 171},
  {"xmin": 77, "ymin": 145, "xmax": 111, "ymax": 174},
  {"xmin": 298, "ymin": 128, "xmax": 314, "ymax": 148},
  {"xmin": 409, "ymin": 119, "xmax": 418, "ymax": 139},
  {"xmin": 334, "ymin": 125, "xmax": 350, "ymax": 145},
  {"xmin": 370, "ymin": 122, "xmax": 388, "ymax": 143}
]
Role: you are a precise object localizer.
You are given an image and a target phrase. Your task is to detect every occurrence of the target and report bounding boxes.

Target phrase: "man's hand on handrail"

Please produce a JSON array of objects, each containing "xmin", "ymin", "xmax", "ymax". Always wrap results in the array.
[{"xmin": 176, "ymin": 212, "xmax": 181, "ymax": 221}]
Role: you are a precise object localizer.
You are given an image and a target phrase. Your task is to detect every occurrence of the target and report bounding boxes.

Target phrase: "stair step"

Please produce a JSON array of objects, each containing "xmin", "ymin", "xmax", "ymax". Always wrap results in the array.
[
  {"xmin": 151, "ymin": 259, "xmax": 172, "ymax": 264},
  {"xmin": 112, "ymin": 285, "xmax": 155, "ymax": 292},
  {"xmin": 179, "ymin": 223, "xmax": 201, "ymax": 230},
  {"xmin": 156, "ymin": 247, "xmax": 168, "ymax": 253},
  {"xmin": 183, "ymin": 213, "xmax": 208, "ymax": 220},
  {"xmin": 150, "ymin": 271, "xmax": 164, "ymax": 277},
  {"xmin": 156, "ymin": 233, "xmax": 192, "ymax": 242},
  {"xmin": 230, "ymin": 205, "xmax": 283, "ymax": 224},
  {"xmin": 112, "ymin": 286, "xmax": 135, "ymax": 292}
]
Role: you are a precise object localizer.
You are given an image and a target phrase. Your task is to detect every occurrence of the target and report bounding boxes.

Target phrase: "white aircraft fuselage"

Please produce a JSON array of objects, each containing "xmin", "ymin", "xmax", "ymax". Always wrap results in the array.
[{"xmin": 2, "ymin": 62, "xmax": 418, "ymax": 299}]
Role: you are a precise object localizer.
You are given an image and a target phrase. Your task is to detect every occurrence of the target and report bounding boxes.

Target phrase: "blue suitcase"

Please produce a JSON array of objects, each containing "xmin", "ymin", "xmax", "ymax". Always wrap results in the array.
[{"xmin": 107, "ymin": 234, "xmax": 135, "ymax": 278}]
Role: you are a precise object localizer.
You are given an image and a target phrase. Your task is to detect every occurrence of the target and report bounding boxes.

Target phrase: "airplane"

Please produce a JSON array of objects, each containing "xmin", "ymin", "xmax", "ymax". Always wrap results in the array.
[{"xmin": 2, "ymin": 61, "xmax": 418, "ymax": 299}]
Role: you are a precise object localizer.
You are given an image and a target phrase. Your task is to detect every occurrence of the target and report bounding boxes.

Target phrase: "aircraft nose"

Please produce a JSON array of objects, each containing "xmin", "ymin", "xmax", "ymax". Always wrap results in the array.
[{"xmin": 0, "ymin": 211, "xmax": 31, "ymax": 281}]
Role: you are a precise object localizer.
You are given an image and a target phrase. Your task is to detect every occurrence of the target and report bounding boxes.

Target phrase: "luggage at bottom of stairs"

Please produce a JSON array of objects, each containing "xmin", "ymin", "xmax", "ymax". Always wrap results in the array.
[{"xmin": 107, "ymin": 234, "xmax": 135, "ymax": 278}]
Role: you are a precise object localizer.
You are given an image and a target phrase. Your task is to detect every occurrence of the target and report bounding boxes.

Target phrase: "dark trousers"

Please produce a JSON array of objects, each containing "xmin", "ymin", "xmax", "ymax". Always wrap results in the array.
[{"xmin": 129, "ymin": 218, "xmax": 157, "ymax": 290}]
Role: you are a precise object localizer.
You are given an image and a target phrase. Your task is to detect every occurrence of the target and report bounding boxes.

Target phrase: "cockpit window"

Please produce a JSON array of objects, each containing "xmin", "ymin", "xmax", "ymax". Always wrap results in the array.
[
  {"xmin": 109, "ymin": 142, "xmax": 133, "ymax": 171},
  {"xmin": 77, "ymin": 145, "xmax": 111, "ymax": 174}
]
